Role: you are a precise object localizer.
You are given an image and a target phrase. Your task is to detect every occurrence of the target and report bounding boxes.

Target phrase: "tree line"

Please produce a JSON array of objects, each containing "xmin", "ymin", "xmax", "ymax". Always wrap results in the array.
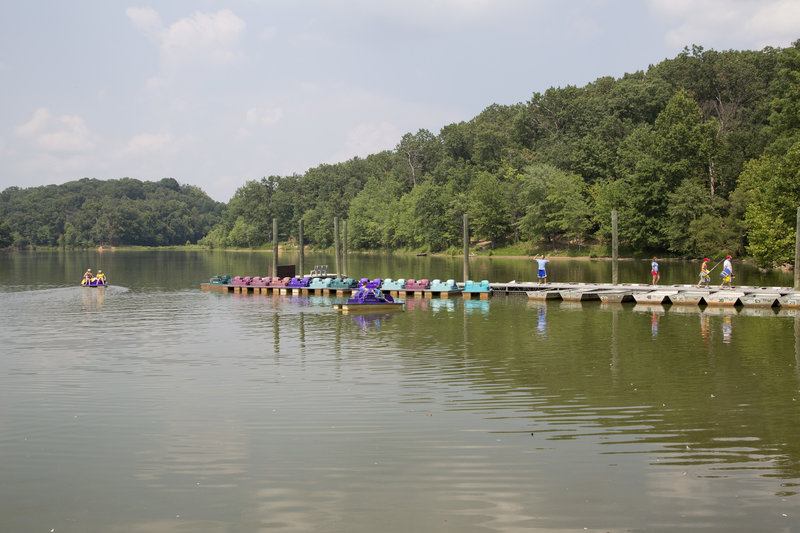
[
  {"xmin": 200, "ymin": 42, "xmax": 800, "ymax": 268},
  {"xmin": 2, "ymin": 42, "xmax": 800, "ymax": 268},
  {"xmin": 0, "ymin": 177, "xmax": 224, "ymax": 247}
]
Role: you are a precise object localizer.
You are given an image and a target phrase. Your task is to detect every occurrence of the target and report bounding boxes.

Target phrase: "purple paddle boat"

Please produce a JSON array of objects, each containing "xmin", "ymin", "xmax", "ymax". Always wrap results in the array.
[{"xmin": 332, "ymin": 282, "xmax": 404, "ymax": 313}]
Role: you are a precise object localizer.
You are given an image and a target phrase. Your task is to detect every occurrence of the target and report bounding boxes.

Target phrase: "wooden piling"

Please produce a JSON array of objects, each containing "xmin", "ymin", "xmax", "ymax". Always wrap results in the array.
[
  {"xmin": 343, "ymin": 219, "xmax": 348, "ymax": 278},
  {"xmin": 611, "ymin": 210, "xmax": 619, "ymax": 285},
  {"xmin": 299, "ymin": 219, "xmax": 304, "ymax": 278},
  {"xmin": 463, "ymin": 213, "xmax": 470, "ymax": 282},
  {"xmin": 272, "ymin": 218, "xmax": 278, "ymax": 277},
  {"xmin": 334, "ymin": 217, "xmax": 341, "ymax": 278}
]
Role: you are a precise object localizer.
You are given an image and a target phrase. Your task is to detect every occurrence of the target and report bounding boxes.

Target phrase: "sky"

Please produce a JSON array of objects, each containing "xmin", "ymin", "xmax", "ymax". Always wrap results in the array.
[{"xmin": 1, "ymin": 1, "xmax": 798, "ymax": 202}]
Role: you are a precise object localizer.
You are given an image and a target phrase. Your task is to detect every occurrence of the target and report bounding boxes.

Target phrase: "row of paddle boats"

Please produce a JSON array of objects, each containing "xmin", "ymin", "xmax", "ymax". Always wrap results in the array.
[
  {"xmin": 212, "ymin": 275, "xmax": 491, "ymax": 295},
  {"xmin": 208, "ymin": 275, "xmax": 492, "ymax": 312}
]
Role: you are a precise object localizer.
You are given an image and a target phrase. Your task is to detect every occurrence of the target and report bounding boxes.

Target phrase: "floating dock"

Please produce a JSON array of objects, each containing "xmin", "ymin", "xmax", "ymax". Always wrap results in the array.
[
  {"xmin": 202, "ymin": 279, "xmax": 800, "ymax": 309},
  {"xmin": 517, "ymin": 282, "xmax": 800, "ymax": 308}
]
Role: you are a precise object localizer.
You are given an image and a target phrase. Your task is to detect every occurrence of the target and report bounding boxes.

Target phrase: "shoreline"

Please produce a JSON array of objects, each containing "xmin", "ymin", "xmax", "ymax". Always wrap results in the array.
[{"xmin": 9, "ymin": 244, "xmax": 773, "ymax": 268}]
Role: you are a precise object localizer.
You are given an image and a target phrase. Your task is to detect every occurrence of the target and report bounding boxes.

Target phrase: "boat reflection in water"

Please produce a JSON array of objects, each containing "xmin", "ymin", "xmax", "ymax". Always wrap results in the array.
[
  {"xmin": 428, "ymin": 298, "xmax": 455, "ymax": 313},
  {"xmin": 463, "ymin": 299, "xmax": 490, "ymax": 316},
  {"xmin": 350, "ymin": 312, "xmax": 395, "ymax": 332}
]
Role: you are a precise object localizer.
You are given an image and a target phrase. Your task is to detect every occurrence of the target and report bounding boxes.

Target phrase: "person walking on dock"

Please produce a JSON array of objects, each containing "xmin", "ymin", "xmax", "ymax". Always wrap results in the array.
[
  {"xmin": 536, "ymin": 254, "xmax": 549, "ymax": 285},
  {"xmin": 697, "ymin": 258, "xmax": 710, "ymax": 288},
  {"xmin": 651, "ymin": 257, "xmax": 660, "ymax": 286},
  {"xmin": 719, "ymin": 255, "xmax": 734, "ymax": 289}
]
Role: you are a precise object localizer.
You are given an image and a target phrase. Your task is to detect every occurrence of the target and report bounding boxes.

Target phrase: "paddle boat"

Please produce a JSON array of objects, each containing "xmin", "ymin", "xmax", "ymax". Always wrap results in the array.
[
  {"xmin": 287, "ymin": 276, "xmax": 312, "ymax": 289},
  {"xmin": 230, "ymin": 276, "xmax": 253, "ymax": 287},
  {"xmin": 333, "ymin": 283, "xmax": 404, "ymax": 313},
  {"xmin": 81, "ymin": 275, "xmax": 107, "ymax": 287},
  {"xmin": 330, "ymin": 277, "xmax": 359, "ymax": 290}
]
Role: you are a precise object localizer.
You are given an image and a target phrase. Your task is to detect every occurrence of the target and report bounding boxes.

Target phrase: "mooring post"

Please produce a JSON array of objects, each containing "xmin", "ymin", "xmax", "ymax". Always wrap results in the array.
[
  {"xmin": 463, "ymin": 213, "xmax": 470, "ymax": 282},
  {"xmin": 334, "ymin": 217, "xmax": 341, "ymax": 278},
  {"xmin": 298, "ymin": 219, "xmax": 304, "ymax": 277},
  {"xmin": 272, "ymin": 218, "xmax": 278, "ymax": 277},
  {"xmin": 611, "ymin": 210, "xmax": 619, "ymax": 285},
  {"xmin": 794, "ymin": 206, "xmax": 800, "ymax": 290},
  {"xmin": 342, "ymin": 219, "xmax": 348, "ymax": 278}
]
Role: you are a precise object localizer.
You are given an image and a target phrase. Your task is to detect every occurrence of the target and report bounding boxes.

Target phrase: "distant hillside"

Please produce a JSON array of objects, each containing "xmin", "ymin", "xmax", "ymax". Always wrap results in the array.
[
  {"xmin": 201, "ymin": 41, "xmax": 800, "ymax": 267},
  {"xmin": 0, "ymin": 177, "xmax": 225, "ymax": 247}
]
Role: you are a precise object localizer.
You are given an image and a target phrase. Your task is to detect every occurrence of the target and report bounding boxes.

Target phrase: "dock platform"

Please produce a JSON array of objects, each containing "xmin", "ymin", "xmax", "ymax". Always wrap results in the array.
[
  {"xmin": 201, "ymin": 280, "xmax": 800, "ymax": 309},
  {"xmin": 513, "ymin": 282, "xmax": 799, "ymax": 308}
]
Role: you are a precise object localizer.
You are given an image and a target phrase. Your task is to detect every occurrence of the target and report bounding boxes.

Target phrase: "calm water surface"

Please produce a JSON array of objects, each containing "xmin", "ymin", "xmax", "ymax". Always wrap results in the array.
[{"xmin": 1, "ymin": 250, "xmax": 799, "ymax": 532}]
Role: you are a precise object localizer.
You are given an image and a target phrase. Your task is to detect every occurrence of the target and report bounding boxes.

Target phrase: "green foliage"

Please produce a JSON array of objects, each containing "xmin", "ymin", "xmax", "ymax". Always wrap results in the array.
[
  {"xmin": 199, "ymin": 41, "xmax": 797, "ymax": 261},
  {"xmin": 664, "ymin": 179, "xmax": 713, "ymax": 254},
  {"xmin": 736, "ymin": 140, "xmax": 800, "ymax": 267},
  {"xmin": 518, "ymin": 163, "xmax": 590, "ymax": 245},
  {"xmin": 467, "ymin": 172, "xmax": 511, "ymax": 244},
  {"xmin": 7, "ymin": 42, "xmax": 798, "ymax": 264},
  {"xmin": 0, "ymin": 178, "xmax": 224, "ymax": 247},
  {"xmin": 0, "ymin": 215, "xmax": 12, "ymax": 248},
  {"xmin": 347, "ymin": 177, "xmax": 402, "ymax": 248}
]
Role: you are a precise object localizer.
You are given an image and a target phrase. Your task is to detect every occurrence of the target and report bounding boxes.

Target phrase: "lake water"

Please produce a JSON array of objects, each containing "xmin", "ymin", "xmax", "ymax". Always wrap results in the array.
[{"xmin": 1, "ymin": 250, "xmax": 799, "ymax": 532}]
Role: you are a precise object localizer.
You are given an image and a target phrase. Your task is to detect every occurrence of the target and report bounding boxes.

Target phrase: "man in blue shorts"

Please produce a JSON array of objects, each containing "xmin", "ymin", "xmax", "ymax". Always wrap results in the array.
[{"xmin": 536, "ymin": 254, "xmax": 549, "ymax": 285}]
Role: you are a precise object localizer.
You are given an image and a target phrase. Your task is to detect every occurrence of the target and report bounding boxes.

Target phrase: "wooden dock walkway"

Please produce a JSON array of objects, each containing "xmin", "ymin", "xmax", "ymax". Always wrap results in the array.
[
  {"xmin": 203, "ymin": 280, "xmax": 800, "ymax": 309},
  {"xmin": 493, "ymin": 281, "xmax": 800, "ymax": 308}
]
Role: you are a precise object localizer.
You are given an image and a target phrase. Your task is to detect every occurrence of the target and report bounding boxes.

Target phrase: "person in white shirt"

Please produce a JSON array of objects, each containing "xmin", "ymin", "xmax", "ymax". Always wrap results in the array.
[
  {"xmin": 536, "ymin": 255, "xmax": 549, "ymax": 285},
  {"xmin": 719, "ymin": 255, "xmax": 733, "ymax": 289}
]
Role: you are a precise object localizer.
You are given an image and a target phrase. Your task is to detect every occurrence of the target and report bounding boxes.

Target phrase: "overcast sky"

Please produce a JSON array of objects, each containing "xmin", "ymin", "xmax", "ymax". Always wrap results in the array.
[{"xmin": 1, "ymin": 1, "xmax": 798, "ymax": 202}]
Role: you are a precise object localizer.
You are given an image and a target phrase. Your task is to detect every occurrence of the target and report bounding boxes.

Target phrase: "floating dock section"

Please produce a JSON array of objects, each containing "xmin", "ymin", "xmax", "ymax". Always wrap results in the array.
[
  {"xmin": 518, "ymin": 282, "xmax": 800, "ymax": 309},
  {"xmin": 203, "ymin": 277, "xmax": 800, "ymax": 309}
]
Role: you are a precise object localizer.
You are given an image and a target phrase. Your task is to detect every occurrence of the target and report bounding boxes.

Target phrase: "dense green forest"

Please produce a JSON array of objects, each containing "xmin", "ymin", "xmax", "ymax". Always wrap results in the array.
[
  {"xmin": 199, "ymin": 42, "xmax": 800, "ymax": 268},
  {"xmin": 0, "ymin": 177, "xmax": 224, "ymax": 247},
  {"xmin": 2, "ymin": 42, "xmax": 800, "ymax": 268}
]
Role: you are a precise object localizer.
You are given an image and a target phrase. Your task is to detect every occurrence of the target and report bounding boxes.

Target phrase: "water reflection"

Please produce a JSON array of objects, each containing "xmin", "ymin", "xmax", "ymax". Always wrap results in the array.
[
  {"xmin": 80, "ymin": 286, "xmax": 106, "ymax": 309},
  {"xmin": 650, "ymin": 310, "xmax": 660, "ymax": 338},
  {"xmin": 429, "ymin": 298, "xmax": 455, "ymax": 313},
  {"xmin": 722, "ymin": 315, "xmax": 733, "ymax": 343},
  {"xmin": 796, "ymin": 314, "xmax": 800, "ymax": 379},
  {"xmin": 404, "ymin": 298, "xmax": 429, "ymax": 311},
  {"xmin": 349, "ymin": 312, "xmax": 395, "ymax": 332},
  {"xmin": 3, "ymin": 252, "xmax": 800, "ymax": 532},
  {"xmin": 700, "ymin": 312, "xmax": 711, "ymax": 344},
  {"xmin": 463, "ymin": 299, "xmax": 490, "ymax": 316},
  {"xmin": 536, "ymin": 303, "xmax": 547, "ymax": 336}
]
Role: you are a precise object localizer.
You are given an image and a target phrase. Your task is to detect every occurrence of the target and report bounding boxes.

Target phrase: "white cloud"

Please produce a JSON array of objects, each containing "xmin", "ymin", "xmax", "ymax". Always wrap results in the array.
[
  {"xmin": 145, "ymin": 76, "xmax": 168, "ymax": 91},
  {"xmin": 649, "ymin": 0, "xmax": 800, "ymax": 49},
  {"xmin": 161, "ymin": 9, "xmax": 246, "ymax": 66},
  {"xmin": 246, "ymin": 106, "xmax": 284, "ymax": 127},
  {"xmin": 125, "ymin": 6, "xmax": 162, "ymax": 42},
  {"xmin": 259, "ymin": 26, "xmax": 277, "ymax": 41},
  {"xmin": 124, "ymin": 131, "xmax": 174, "ymax": 155},
  {"xmin": 328, "ymin": 121, "xmax": 402, "ymax": 164},
  {"xmin": 127, "ymin": 8, "xmax": 247, "ymax": 68},
  {"xmin": 566, "ymin": 7, "xmax": 603, "ymax": 45},
  {"xmin": 15, "ymin": 107, "xmax": 96, "ymax": 153},
  {"xmin": 353, "ymin": 0, "xmax": 531, "ymax": 30}
]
